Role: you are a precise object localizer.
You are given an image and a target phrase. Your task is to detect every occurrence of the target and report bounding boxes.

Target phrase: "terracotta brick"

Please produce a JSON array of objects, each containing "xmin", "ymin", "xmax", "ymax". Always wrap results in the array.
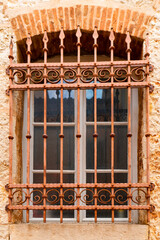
[
  {"xmin": 94, "ymin": 19, "xmax": 100, "ymax": 29},
  {"xmin": 132, "ymin": 11, "xmax": 139, "ymax": 22},
  {"xmin": 52, "ymin": 8, "xmax": 60, "ymax": 31},
  {"xmin": 112, "ymin": 8, "xmax": 119, "ymax": 31},
  {"xmin": 33, "ymin": 10, "xmax": 42, "ymax": 33},
  {"xmin": 37, "ymin": 21, "xmax": 43, "ymax": 34},
  {"xmin": 83, "ymin": 17, "xmax": 88, "ymax": 29},
  {"xmin": 123, "ymin": 9, "xmax": 131, "ymax": 33},
  {"xmin": 70, "ymin": 18, "xmax": 75, "ymax": 29},
  {"xmin": 134, "ymin": 13, "xmax": 145, "ymax": 36},
  {"xmin": 84, "ymin": 5, "xmax": 88, "ymax": 17},
  {"xmin": 58, "ymin": 7, "xmax": 63, "ymax": 18},
  {"xmin": 144, "ymin": 15, "xmax": 152, "ymax": 25},
  {"xmin": 100, "ymin": 8, "xmax": 107, "ymax": 30},
  {"xmin": 29, "ymin": 13, "xmax": 37, "ymax": 35},
  {"xmin": 22, "ymin": 14, "xmax": 29, "ymax": 25},
  {"xmin": 129, "ymin": 23, "xmax": 135, "ymax": 34},
  {"xmin": 34, "ymin": 9, "xmax": 40, "ymax": 22},
  {"xmin": 89, "ymin": 6, "xmax": 95, "ymax": 30},
  {"xmin": 139, "ymin": 26, "xmax": 146, "ymax": 39},
  {"xmin": 64, "ymin": 8, "xmax": 70, "ymax": 30},
  {"xmin": 16, "ymin": 15, "xmax": 27, "ymax": 39},
  {"xmin": 47, "ymin": 9, "xmax": 55, "ymax": 32},
  {"xmin": 96, "ymin": 6, "xmax": 101, "ymax": 18},
  {"xmin": 107, "ymin": 8, "xmax": 112, "ymax": 19},
  {"xmin": 27, "ymin": 25, "xmax": 32, "ymax": 35},
  {"xmin": 119, "ymin": 9, "xmax": 125, "ymax": 22},
  {"xmin": 58, "ymin": 7, "xmax": 64, "ymax": 28},
  {"xmin": 14, "ymin": 29, "xmax": 21, "ymax": 41},
  {"xmin": 40, "ymin": 9, "xmax": 49, "ymax": 32},
  {"xmin": 105, "ymin": 19, "xmax": 111, "ymax": 31},
  {"xmin": 76, "ymin": 5, "xmax": 82, "ymax": 26},
  {"xmin": 10, "ymin": 18, "xmax": 18, "ymax": 30},
  {"xmin": 70, "ymin": 7, "xmax": 75, "ymax": 19},
  {"xmin": 118, "ymin": 21, "xmax": 123, "ymax": 32}
]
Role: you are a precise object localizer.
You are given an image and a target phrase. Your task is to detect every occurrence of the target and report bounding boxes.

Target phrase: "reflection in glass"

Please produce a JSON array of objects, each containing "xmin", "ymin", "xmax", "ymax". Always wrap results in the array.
[
  {"xmin": 86, "ymin": 126, "xmax": 111, "ymax": 169},
  {"xmin": 86, "ymin": 89, "xmax": 127, "ymax": 122},
  {"xmin": 34, "ymin": 127, "xmax": 43, "ymax": 170},
  {"xmin": 34, "ymin": 91, "xmax": 44, "ymax": 122},
  {"xmin": 47, "ymin": 127, "xmax": 60, "ymax": 170},
  {"xmin": 47, "ymin": 90, "xmax": 74, "ymax": 122},
  {"xmin": 114, "ymin": 126, "xmax": 127, "ymax": 169}
]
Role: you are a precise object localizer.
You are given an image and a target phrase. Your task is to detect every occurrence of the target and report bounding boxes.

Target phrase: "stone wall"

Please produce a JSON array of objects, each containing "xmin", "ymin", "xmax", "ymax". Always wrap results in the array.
[{"xmin": 0, "ymin": 0, "xmax": 160, "ymax": 239}]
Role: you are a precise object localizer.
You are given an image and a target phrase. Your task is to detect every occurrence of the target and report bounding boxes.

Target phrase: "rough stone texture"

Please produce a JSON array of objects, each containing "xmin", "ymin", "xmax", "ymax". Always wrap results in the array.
[
  {"xmin": 9, "ymin": 223, "xmax": 148, "ymax": 240},
  {"xmin": 0, "ymin": 0, "xmax": 160, "ymax": 240}
]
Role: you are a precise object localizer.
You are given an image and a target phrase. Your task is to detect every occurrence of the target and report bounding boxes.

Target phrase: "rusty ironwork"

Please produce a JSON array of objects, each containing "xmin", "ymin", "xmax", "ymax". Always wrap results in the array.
[{"xmin": 7, "ymin": 26, "xmax": 152, "ymax": 223}]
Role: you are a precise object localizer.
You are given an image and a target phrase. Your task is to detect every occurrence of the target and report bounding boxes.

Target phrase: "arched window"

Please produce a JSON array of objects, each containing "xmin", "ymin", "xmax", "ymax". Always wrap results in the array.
[{"xmin": 7, "ymin": 27, "xmax": 151, "ymax": 223}]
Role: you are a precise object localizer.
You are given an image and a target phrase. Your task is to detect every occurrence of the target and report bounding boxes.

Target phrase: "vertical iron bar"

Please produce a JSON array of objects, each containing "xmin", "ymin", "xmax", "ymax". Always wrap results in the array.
[
  {"xmin": 93, "ymin": 27, "xmax": 98, "ymax": 223},
  {"xmin": 26, "ymin": 34, "xmax": 32, "ymax": 223},
  {"xmin": 76, "ymin": 26, "xmax": 82, "ymax": 223},
  {"xmin": 59, "ymin": 28, "xmax": 65, "ymax": 223},
  {"xmin": 42, "ymin": 30, "xmax": 48, "ymax": 223},
  {"xmin": 109, "ymin": 28, "xmax": 115, "ymax": 223},
  {"xmin": 125, "ymin": 31, "xmax": 132, "ymax": 223},
  {"xmin": 8, "ymin": 37, "xmax": 14, "ymax": 222},
  {"xmin": 145, "ymin": 33, "xmax": 150, "ymax": 222}
]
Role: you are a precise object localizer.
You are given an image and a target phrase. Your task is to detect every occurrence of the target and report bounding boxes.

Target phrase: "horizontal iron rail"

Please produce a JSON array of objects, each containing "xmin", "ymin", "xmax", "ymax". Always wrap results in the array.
[
  {"xmin": 8, "ymin": 60, "xmax": 149, "ymax": 69},
  {"xmin": 8, "ymin": 183, "xmax": 150, "ymax": 188},
  {"xmin": 8, "ymin": 205, "xmax": 150, "ymax": 210},
  {"xmin": 8, "ymin": 82, "xmax": 150, "ymax": 90}
]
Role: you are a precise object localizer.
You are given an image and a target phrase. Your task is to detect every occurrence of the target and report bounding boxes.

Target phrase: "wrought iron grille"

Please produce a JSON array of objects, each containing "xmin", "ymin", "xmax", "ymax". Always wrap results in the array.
[{"xmin": 6, "ymin": 26, "xmax": 152, "ymax": 223}]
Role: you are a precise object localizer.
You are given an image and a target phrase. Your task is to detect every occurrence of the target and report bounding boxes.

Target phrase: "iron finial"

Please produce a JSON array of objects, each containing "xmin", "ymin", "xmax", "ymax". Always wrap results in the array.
[
  {"xmin": 59, "ymin": 27, "xmax": 65, "ymax": 40},
  {"xmin": 26, "ymin": 33, "xmax": 32, "ymax": 47},
  {"xmin": 109, "ymin": 28, "xmax": 115, "ymax": 42},
  {"xmin": 125, "ymin": 31, "xmax": 131, "ymax": 45},
  {"xmin": 43, "ymin": 30, "xmax": 49, "ymax": 43},
  {"xmin": 76, "ymin": 25, "xmax": 82, "ymax": 39},
  {"xmin": 93, "ymin": 26, "xmax": 99, "ymax": 40}
]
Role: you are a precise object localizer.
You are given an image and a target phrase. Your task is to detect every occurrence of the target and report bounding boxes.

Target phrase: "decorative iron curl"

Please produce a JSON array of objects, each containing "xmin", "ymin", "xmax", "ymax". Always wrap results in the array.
[
  {"xmin": 114, "ymin": 68, "xmax": 127, "ymax": 82},
  {"xmin": 47, "ymin": 69, "xmax": 61, "ymax": 83},
  {"xmin": 97, "ymin": 69, "xmax": 111, "ymax": 82},
  {"xmin": 80, "ymin": 189, "xmax": 94, "ymax": 204},
  {"xmin": 131, "ymin": 67, "xmax": 145, "ymax": 82},
  {"xmin": 30, "ymin": 70, "xmax": 44, "ymax": 83},
  {"xmin": 12, "ymin": 189, "xmax": 27, "ymax": 205},
  {"xmin": 97, "ymin": 189, "xmax": 111, "ymax": 204},
  {"xmin": 131, "ymin": 188, "xmax": 147, "ymax": 204},
  {"xmin": 30, "ymin": 189, "xmax": 43, "ymax": 204},
  {"xmin": 64, "ymin": 68, "xmax": 77, "ymax": 83},
  {"xmin": 63, "ymin": 189, "xmax": 77, "ymax": 204},
  {"xmin": 46, "ymin": 189, "xmax": 60, "ymax": 204},
  {"xmin": 13, "ymin": 70, "xmax": 27, "ymax": 84},
  {"xmin": 115, "ymin": 189, "xmax": 128, "ymax": 204},
  {"xmin": 80, "ymin": 69, "xmax": 94, "ymax": 83}
]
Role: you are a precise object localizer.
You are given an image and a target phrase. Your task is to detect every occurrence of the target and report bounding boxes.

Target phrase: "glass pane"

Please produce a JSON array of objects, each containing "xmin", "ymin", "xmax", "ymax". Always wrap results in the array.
[
  {"xmin": 47, "ymin": 90, "xmax": 74, "ymax": 122},
  {"xmin": 34, "ymin": 91, "xmax": 44, "ymax": 122},
  {"xmin": 86, "ymin": 173, "xmax": 111, "ymax": 183},
  {"xmin": 64, "ymin": 127, "xmax": 75, "ymax": 170},
  {"xmin": 86, "ymin": 126, "xmax": 111, "ymax": 169},
  {"xmin": 47, "ymin": 127, "xmax": 60, "ymax": 170},
  {"xmin": 86, "ymin": 89, "xmax": 94, "ymax": 121},
  {"xmin": 114, "ymin": 126, "xmax": 127, "ymax": 169},
  {"xmin": 34, "ymin": 127, "xmax": 43, "ymax": 170},
  {"xmin": 86, "ymin": 89, "xmax": 127, "ymax": 122},
  {"xmin": 63, "ymin": 90, "xmax": 74, "ymax": 122},
  {"xmin": 47, "ymin": 90, "xmax": 60, "ymax": 122},
  {"xmin": 114, "ymin": 173, "xmax": 127, "ymax": 183},
  {"xmin": 114, "ymin": 89, "xmax": 127, "ymax": 122},
  {"xmin": 97, "ymin": 89, "xmax": 111, "ymax": 121}
]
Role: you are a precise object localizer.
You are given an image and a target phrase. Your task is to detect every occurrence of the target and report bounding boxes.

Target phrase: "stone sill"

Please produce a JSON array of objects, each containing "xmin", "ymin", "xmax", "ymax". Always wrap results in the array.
[{"xmin": 9, "ymin": 223, "xmax": 148, "ymax": 240}]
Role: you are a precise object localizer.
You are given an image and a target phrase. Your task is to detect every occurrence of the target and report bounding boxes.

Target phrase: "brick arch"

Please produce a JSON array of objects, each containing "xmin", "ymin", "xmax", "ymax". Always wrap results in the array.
[{"xmin": 10, "ymin": 4, "xmax": 153, "ymax": 42}]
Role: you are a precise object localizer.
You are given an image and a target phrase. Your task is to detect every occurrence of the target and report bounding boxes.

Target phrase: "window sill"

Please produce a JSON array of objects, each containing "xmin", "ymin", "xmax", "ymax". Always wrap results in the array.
[{"xmin": 9, "ymin": 223, "xmax": 148, "ymax": 240}]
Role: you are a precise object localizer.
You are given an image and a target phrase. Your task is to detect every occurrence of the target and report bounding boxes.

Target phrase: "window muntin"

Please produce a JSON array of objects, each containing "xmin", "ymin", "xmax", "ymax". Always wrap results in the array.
[{"xmin": 7, "ymin": 27, "xmax": 151, "ymax": 224}]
